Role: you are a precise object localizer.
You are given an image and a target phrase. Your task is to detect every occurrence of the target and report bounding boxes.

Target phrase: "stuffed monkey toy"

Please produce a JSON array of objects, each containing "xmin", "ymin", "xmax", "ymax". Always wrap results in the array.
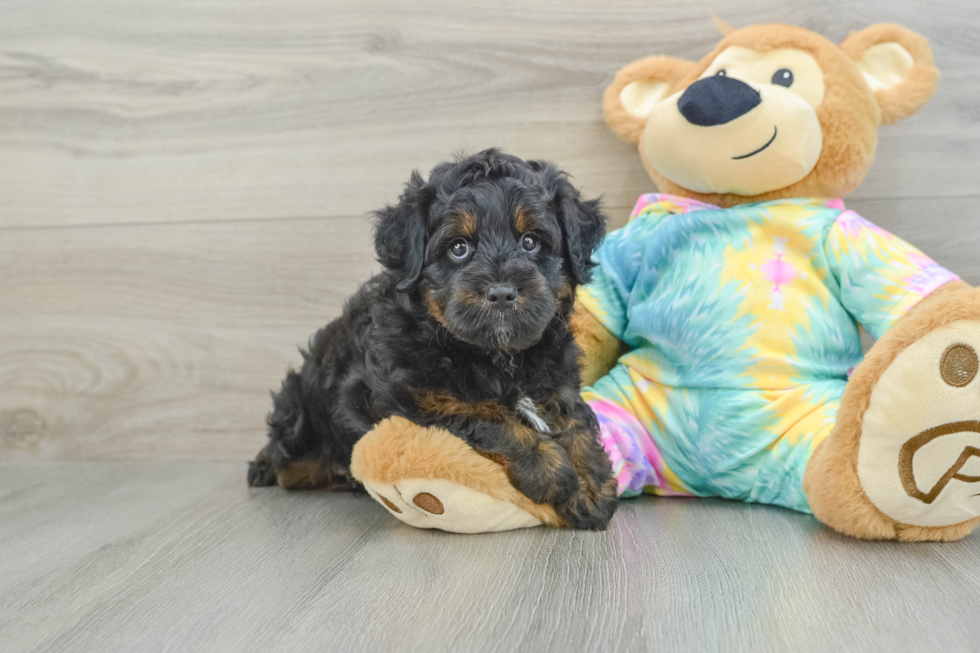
[{"xmin": 350, "ymin": 22, "xmax": 980, "ymax": 541}]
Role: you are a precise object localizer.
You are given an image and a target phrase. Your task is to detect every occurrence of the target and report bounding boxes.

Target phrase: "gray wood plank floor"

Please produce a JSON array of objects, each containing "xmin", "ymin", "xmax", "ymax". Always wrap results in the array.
[
  {"xmin": 3, "ymin": 462, "xmax": 980, "ymax": 653},
  {"xmin": 2, "ymin": 0, "xmax": 980, "ymax": 650}
]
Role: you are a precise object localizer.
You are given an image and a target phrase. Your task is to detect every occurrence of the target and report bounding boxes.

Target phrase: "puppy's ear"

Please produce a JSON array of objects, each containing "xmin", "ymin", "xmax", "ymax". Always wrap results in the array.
[
  {"xmin": 374, "ymin": 171, "xmax": 431, "ymax": 292},
  {"xmin": 540, "ymin": 164, "xmax": 607, "ymax": 286}
]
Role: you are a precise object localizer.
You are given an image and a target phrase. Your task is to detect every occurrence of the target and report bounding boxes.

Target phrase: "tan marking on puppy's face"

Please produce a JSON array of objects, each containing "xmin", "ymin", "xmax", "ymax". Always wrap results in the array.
[
  {"xmin": 453, "ymin": 212, "xmax": 478, "ymax": 239},
  {"xmin": 515, "ymin": 206, "xmax": 533, "ymax": 234},
  {"xmin": 556, "ymin": 281, "xmax": 573, "ymax": 303},
  {"xmin": 424, "ymin": 289, "xmax": 450, "ymax": 329},
  {"xmin": 457, "ymin": 289, "xmax": 485, "ymax": 307}
]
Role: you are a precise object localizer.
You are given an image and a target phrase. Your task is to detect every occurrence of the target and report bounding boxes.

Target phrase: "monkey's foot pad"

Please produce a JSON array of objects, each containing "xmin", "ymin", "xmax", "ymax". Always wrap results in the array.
[
  {"xmin": 858, "ymin": 319, "xmax": 980, "ymax": 529},
  {"xmin": 350, "ymin": 416, "xmax": 561, "ymax": 533}
]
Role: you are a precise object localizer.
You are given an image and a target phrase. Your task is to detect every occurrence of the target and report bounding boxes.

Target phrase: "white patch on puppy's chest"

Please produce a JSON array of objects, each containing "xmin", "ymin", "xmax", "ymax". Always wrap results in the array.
[{"xmin": 516, "ymin": 397, "xmax": 552, "ymax": 434}]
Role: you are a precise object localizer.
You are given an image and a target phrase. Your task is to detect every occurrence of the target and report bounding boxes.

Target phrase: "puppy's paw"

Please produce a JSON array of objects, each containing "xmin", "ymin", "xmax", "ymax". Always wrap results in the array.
[
  {"xmin": 507, "ymin": 440, "xmax": 579, "ymax": 507},
  {"xmin": 556, "ymin": 478, "xmax": 619, "ymax": 531},
  {"xmin": 351, "ymin": 416, "xmax": 562, "ymax": 533},
  {"xmin": 247, "ymin": 447, "xmax": 277, "ymax": 487},
  {"xmin": 363, "ymin": 478, "xmax": 544, "ymax": 533}
]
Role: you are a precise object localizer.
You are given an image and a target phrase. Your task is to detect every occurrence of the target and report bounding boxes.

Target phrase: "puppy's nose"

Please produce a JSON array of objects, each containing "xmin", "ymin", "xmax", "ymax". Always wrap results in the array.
[
  {"xmin": 485, "ymin": 284, "xmax": 518, "ymax": 307},
  {"xmin": 678, "ymin": 76, "xmax": 761, "ymax": 126}
]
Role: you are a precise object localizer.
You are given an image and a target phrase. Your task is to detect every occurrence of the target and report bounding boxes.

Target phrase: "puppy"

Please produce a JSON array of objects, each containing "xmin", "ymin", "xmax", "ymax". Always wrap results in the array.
[{"xmin": 248, "ymin": 149, "xmax": 618, "ymax": 530}]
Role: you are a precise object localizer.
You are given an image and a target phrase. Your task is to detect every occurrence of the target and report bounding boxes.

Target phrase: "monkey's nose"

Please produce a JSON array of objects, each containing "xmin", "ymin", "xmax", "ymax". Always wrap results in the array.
[
  {"xmin": 485, "ymin": 284, "xmax": 518, "ymax": 308},
  {"xmin": 678, "ymin": 76, "xmax": 762, "ymax": 126}
]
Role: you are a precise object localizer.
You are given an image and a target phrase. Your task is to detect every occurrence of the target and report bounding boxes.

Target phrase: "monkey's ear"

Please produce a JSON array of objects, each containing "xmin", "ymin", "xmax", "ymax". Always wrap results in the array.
[
  {"xmin": 840, "ymin": 24, "xmax": 939, "ymax": 125},
  {"xmin": 711, "ymin": 14, "xmax": 736, "ymax": 36},
  {"xmin": 604, "ymin": 56, "xmax": 699, "ymax": 145},
  {"xmin": 373, "ymin": 171, "xmax": 432, "ymax": 293}
]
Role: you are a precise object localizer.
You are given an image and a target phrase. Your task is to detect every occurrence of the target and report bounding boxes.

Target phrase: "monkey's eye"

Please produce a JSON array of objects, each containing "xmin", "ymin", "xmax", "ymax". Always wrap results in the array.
[
  {"xmin": 520, "ymin": 234, "xmax": 540, "ymax": 254},
  {"xmin": 772, "ymin": 69, "xmax": 794, "ymax": 87},
  {"xmin": 715, "ymin": 69, "xmax": 727, "ymax": 77},
  {"xmin": 449, "ymin": 239, "xmax": 471, "ymax": 260}
]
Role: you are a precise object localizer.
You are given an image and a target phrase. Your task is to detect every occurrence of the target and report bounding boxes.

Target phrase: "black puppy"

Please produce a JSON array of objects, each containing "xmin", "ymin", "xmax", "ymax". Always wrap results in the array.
[{"xmin": 248, "ymin": 149, "xmax": 617, "ymax": 530}]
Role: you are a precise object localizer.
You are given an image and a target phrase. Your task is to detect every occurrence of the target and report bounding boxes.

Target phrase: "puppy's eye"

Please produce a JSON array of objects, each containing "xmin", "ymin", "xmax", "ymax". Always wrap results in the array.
[
  {"xmin": 715, "ymin": 69, "xmax": 727, "ymax": 77},
  {"xmin": 520, "ymin": 234, "xmax": 540, "ymax": 254},
  {"xmin": 772, "ymin": 69, "xmax": 793, "ymax": 87},
  {"xmin": 448, "ymin": 239, "xmax": 470, "ymax": 260}
]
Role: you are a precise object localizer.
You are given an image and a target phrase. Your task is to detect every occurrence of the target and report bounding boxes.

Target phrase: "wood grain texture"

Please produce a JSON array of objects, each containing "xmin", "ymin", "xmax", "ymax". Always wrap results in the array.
[
  {"xmin": 0, "ymin": 0, "xmax": 978, "ymax": 229},
  {"xmin": 0, "ymin": 215, "xmax": 379, "ymax": 461},
  {"xmin": 1, "ymin": 462, "xmax": 979, "ymax": 653}
]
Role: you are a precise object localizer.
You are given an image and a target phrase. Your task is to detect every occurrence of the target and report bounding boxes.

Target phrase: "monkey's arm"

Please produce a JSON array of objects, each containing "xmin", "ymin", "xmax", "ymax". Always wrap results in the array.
[
  {"xmin": 571, "ymin": 299, "xmax": 625, "ymax": 387},
  {"xmin": 824, "ymin": 213, "xmax": 963, "ymax": 341}
]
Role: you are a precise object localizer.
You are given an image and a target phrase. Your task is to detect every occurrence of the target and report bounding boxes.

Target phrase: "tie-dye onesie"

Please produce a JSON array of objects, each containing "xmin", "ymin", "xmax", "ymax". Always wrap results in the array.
[{"xmin": 579, "ymin": 194, "xmax": 958, "ymax": 512}]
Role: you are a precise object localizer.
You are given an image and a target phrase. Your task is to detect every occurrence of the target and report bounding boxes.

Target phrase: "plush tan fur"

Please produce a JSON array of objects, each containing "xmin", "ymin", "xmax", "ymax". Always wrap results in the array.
[
  {"xmin": 605, "ymin": 23, "xmax": 937, "ymax": 208},
  {"xmin": 350, "ymin": 416, "xmax": 564, "ymax": 526},
  {"xmin": 570, "ymin": 300, "xmax": 623, "ymax": 387},
  {"xmin": 603, "ymin": 56, "xmax": 699, "ymax": 147},
  {"xmin": 804, "ymin": 281, "xmax": 980, "ymax": 541},
  {"xmin": 839, "ymin": 24, "xmax": 940, "ymax": 125}
]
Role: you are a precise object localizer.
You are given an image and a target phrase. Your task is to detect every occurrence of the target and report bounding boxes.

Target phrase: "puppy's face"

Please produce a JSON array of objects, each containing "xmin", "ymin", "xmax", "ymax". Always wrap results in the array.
[
  {"xmin": 423, "ymin": 181, "xmax": 567, "ymax": 350},
  {"xmin": 375, "ymin": 150, "xmax": 606, "ymax": 352}
]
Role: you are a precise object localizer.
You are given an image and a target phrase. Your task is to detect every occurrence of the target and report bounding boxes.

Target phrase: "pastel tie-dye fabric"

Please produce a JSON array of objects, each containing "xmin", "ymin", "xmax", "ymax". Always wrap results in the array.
[{"xmin": 580, "ymin": 194, "xmax": 958, "ymax": 511}]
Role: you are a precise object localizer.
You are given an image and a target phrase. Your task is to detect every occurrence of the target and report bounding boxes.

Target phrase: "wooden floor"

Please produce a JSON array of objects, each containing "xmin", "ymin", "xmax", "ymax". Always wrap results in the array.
[
  {"xmin": 5, "ymin": 462, "xmax": 980, "ymax": 653},
  {"xmin": 1, "ymin": 0, "xmax": 979, "ymax": 650}
]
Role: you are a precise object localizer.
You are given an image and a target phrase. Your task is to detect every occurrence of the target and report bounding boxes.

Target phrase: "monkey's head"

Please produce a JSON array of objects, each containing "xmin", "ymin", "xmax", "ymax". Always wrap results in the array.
[{"xmin": 604, "ymin": 23, "xmax": 939, "ymax": 207}]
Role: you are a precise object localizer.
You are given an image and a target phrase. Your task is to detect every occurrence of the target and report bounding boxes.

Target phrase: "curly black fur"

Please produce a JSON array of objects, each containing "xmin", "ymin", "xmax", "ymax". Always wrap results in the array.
[{"xmin": 248, "ymin": 149, "xmax": 617, "ymax": 530}]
